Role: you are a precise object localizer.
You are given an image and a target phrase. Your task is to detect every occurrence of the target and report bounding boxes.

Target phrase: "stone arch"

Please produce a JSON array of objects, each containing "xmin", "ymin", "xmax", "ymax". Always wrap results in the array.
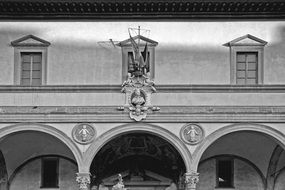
[
  {"xmin": 0, "ymin": 123, "xmax": 83, "ymax": 171},
  {"xmin": 84, "ymin": 123, "xmax": 192, "ymax": 173},
  {"xmin": 192, "ymin": 123, "xmax": 285, "ymax": 171}
]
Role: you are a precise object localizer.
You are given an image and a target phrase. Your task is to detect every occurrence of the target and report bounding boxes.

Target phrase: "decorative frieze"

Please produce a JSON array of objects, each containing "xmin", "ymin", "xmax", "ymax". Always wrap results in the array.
[
  {"xmin": 0, "ymin": 106, "xmax": 284, "ymax": 122},
  {"xmin": 0, "ymin": 1, "xmax": 284, "ymax": 19}
]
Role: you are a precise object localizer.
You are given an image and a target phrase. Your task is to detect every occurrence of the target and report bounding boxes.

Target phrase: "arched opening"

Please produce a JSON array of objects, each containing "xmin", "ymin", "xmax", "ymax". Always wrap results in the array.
[
  {"xmin": 90, "ymin": 132, "xmax": 186, "ymax": 190},
  {"xmin": 196, "ymin": 128, "xmax": 285, "ymax": 190},
  {"xmin": 0, "ymin": 124, "xmax": 81, "ymax": 190}
]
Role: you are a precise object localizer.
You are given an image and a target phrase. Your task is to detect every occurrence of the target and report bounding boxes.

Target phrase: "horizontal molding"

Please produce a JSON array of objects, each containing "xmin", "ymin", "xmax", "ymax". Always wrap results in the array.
[
  {"xmin": 0, "ymin": 85, "xmax": 285, "ymax": 93},
  {"xmin": 0, "ymin": 0, "xmax": 284, "ymax": 19},
  {"xmin": 0, "ymin": 106, "xmax": 284, "ymax": 123}
]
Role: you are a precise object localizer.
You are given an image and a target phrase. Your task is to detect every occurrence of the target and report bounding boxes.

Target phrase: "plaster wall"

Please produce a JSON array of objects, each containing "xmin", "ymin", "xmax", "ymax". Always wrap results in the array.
[
  {"xmin": 197, "ymin": 158, "xmax": 264, "ymax": 190},
  {"xmin": 9, "ymin": 158, "xmax": 78, "ymax": 190},
  {"xmin": 0, "ymin": 22, "xmax": 284, "ymax": 85}
]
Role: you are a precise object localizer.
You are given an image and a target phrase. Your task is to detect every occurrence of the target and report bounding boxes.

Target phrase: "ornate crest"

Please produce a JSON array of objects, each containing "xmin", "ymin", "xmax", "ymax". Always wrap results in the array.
[
  {"xmin": 119, "ymin": 72, "xmax": 160, "ymax": 121},
  {"xmin": 180, "ymin": 123, "xmax": 204, "ymax": 145},
  {"xmin": 72, "ymin": 123, "xmax": 96, "ymax": 144},
  {"xmin": 118, "ymin": 28, "xmax": 159, "ymax": 121}
]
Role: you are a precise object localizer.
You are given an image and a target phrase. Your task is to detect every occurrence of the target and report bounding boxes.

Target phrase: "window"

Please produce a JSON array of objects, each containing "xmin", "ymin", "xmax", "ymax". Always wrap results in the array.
[
  {"xmin": 21, "ymin": 52, "xmax": 42, "ymax": 86},
  {"xmin": 41, "ymin": 158, "xmax": 59, "ymax": 188},
  {"xmin": 11, "ymin": 35, "xmax": 50, "ymax": 85},
  {"xmin": 223, "ymin": 34, "xmax": 267, "ymax": 85},
  {"xmin": 236, "ymin": 52, "xmax": 258, "ymax": 84},
  {"xmin": 127, "ymin": 52, "xmax": 150, "ymax": 74},
  {"xmin": 216, "ymin": 158, "xmax": 234, "ymax": 188},
  {"xmin": 117, "ymin": 35, "xmax": 158, "ymax": 81}
]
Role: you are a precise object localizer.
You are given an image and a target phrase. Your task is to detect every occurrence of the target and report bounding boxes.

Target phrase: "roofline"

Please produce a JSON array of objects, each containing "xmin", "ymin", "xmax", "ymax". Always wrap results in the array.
[{"xmin": 0, "ymin": 0, "xmax": 284, "ymax": 20}]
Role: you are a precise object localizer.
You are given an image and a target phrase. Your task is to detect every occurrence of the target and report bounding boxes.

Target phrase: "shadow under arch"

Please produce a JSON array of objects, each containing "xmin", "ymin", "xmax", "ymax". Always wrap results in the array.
[
  {"xmin": 0, "ymin": 123, "xmax": 83, "ymax": 171},
  {"xmin": 84, "ymin": 123, "xmax": 192, "ymax": 173},
  {"xmin": 192, "ymin": 123, "xmax": 285, "ymax": 171},
  {"xmin": 7, "ymin": 154, "xmax": 77, "ymax": 190}
]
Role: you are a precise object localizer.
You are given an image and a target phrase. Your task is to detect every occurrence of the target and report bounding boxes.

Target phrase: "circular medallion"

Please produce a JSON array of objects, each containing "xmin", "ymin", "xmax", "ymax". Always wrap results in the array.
[
  {"xmin": 180, "ymin": 123, "xmax": 204, "ymax": 145},
  {"xmin": 72, "ymin": 123, "xmax": 96, "ymax": 144}
]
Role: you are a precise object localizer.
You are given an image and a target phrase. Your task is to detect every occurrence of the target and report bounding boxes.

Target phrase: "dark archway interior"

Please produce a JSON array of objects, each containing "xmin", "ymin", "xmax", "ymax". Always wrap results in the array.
[{"xmin": 91, "ymin": 133, "xmax": 186, "ymax": 187}]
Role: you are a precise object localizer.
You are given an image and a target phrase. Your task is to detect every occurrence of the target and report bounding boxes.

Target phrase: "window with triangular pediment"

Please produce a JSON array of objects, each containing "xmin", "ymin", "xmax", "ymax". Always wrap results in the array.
[
  {"xmin": 117, "ymin": 35, "xmax": 158, "ymax": 82},
  {"xmin": 11, "ymin": 35, "xmax": 50, "ymax": 86},
  {"xmin": 224, "ymin": 34, "xmax": 267, "ymax": 85}
]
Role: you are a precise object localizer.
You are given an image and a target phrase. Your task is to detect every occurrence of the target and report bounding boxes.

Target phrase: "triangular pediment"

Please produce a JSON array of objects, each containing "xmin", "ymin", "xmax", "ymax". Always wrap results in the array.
[
  {"xmin": 223, "ymin": 34, "xmax": 267, "ymax": 47},
  {"xmin": 117, "ymin": 35, "xmax": 158, "ymax": 47},
  {"xmin": 11, "ymin": 34, "xmax": 50, "ymax": 47}
]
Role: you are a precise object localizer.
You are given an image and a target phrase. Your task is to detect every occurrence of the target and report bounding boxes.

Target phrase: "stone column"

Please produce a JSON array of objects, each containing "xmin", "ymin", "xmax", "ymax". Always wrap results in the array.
[
  {"xmin": 184, "ymin": 171, "xmax": 199, "ymax": 190},
  {"xmin": 76, "ymin": 172, "xmax": 91, "ymax": 190}
]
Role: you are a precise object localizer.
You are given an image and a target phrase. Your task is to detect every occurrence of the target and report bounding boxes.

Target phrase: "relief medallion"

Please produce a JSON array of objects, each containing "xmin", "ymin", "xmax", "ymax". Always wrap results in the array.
[
  {"xmin": 180, "ymin": 123, "xmax": 204, "ymax": 145},
  {"xmin": 72, "ymin": 123, "xmax": 96, "ymax": 144}
]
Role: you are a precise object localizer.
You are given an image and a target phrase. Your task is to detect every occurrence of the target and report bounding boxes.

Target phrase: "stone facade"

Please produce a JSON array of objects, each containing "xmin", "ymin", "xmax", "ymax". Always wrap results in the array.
[{"xmin": 0, "ymin": 16, "xmax": 284, "ymax": 190}]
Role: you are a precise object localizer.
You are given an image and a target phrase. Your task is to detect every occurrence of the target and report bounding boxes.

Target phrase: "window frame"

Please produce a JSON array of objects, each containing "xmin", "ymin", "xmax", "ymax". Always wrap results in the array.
[
  {"xmin": 14, "ymin": 47, "xmax": 47, "ymax": 85},
  {"xmin": 230, "ymin": 46, "xmax": 264, "ymax": 85},
  {"xmin": 216, "ymin": 157, "xmax": 234, "ymax": 188},
  {"xmin": 11, "ymin": 35, "xmax": 50, "ymax": 86},
  {"xmin": 41, "ymin": 157, "xmax": 59, "ymax": 188},
  {"xmin": 20, "ymin": 51, "xmax": 43, "ymax": 86},
  {"xmin": 121, "ymin": 46, "xmax": 155, "ymax": 82},
  {"xmin": 235, "ymin": 51, "xmax": 258, "ymax": 85},
  {"xmin": 117, "ymin": 35, "xmax": 158, "ymax": 82}
]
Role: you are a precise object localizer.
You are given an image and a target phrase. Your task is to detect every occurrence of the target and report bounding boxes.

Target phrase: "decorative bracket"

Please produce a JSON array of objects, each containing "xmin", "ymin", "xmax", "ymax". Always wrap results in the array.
[{"xmin": 118, "ymin": 72, "xmax": 160, "ymax": 121}]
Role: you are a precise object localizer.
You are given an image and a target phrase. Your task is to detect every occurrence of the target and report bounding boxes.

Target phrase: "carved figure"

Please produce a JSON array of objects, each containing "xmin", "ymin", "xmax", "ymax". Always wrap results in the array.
[
  {"xmin": 122, "ymin": 73, "xmax": 134, "ymax": 87},
  {"xmin": 186, "ymin": 126, "xmax": 199, "ymax": 142},
  {"xmin": 131, "ymin": 89, "xmax": 145, "ymax": 106},
  {"xmin": 79, "ymin": 125, "xmax": 90, "ymax": 142},
  {"xmin": 112, "ymin": 174, "xmax": 126, "ymax": 190}
]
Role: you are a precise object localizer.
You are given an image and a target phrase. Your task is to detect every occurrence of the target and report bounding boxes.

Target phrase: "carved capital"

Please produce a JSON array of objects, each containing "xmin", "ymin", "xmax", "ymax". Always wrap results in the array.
[
  {"xmin": 76, "ymin": 173, "xmax": 91, "ymax": 190},
  {"xmin": 184, "ymin": 172, "xmax": 199, "ymax": 190}
]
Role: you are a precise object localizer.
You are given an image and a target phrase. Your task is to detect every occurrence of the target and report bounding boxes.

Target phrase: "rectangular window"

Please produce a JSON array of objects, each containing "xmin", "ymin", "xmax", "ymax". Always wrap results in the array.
[
  {"xmin": 216, "ymin": 158, "xmax": 234, "ymax": 188},
  {"xmin": 41, "ymin": 158, "xmax": 59, "ymax": 188},
  {"xmin": 21, "ymin": 52, "xmax": 42, "ymax": 86},
  {"xmin": 236, "ymin": 52, "xmax": 258, "ymax": 85}
]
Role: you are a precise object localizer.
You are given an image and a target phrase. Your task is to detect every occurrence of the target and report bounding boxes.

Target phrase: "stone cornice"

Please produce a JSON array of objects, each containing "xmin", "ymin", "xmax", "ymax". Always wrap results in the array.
[
  {"xmin": 0, "ymin": 106, "xmax": 284, "ymax": 123},
  {"xmin": 0, "ymin": 0, "xmax": 284, "ymax": 19},
  {"xmin": 0, "ymin": 85, "xmax": 284, "ymax": 93}
]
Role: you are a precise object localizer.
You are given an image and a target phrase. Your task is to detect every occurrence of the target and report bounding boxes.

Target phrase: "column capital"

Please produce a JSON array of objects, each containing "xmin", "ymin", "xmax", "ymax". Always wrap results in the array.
[
  {"xmin": 184, "ymin": 171, "xmax": 199, "ymax": 190},
  {"xmin": 76, "ymin": 172, "xmax": 91, "ymax": 190}
]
